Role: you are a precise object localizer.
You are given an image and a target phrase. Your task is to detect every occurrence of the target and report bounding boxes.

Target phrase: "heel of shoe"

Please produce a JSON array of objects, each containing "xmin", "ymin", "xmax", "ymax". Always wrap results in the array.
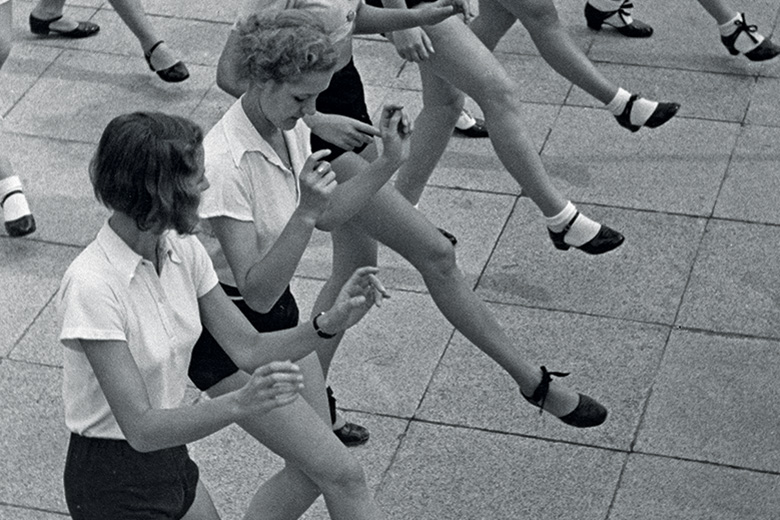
[
  {"xmin": 144, "ymin": 40, "xmax": 164, "ymax": 72},
  {"xmin": 584, "ymin": 3, "xmax": 606, "ymax": 31},
  {"xmin": 29, "ymin": 14, "xmax": 61, "ymax": 35},
  {"xmin": 547, "ymin": 228, "xmax": 570, "ymax": 250},
  {"xmin": 720, "ymin": 34, "xmax": 741, "ymax": 55}
]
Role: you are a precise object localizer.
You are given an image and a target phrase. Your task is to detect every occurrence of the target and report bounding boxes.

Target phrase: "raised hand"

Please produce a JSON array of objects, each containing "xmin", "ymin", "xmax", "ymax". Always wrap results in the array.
[
  {"xmin": 233, "ymin": 361, "xmax": 305, "ymax": 416},
  {"xmin": 297, "ymin": 149, "xmax": 338, "ymax": 223},
  {"xmin": 315, "ymin": 266, "xmax": 390, "ymax": 336},
  {"xmin": 378, "ymin": 104, "xmax": 412, "ymax": 167}
]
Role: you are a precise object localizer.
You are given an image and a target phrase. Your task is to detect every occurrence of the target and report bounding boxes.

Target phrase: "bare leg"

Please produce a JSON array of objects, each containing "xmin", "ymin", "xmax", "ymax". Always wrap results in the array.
[
  {"xmin": 180, "ymin": 480, "xmax": 221, "ymax": 520},
  {"xmin": 471, "ymin": 0, "xmax": 617, "ymax": 103},
  {"xmin": 323, "ymin": 151, "xmax": 582, "ymax": 416},
  {"xmin": 393, "ymin": 67, "xmax": 464, "ymax": 205},
  {"xmin": 310, "ymin": 188, "xmax": 378, "ymax": 375},
  {"xmin": 106, "ymin": 0, "xmax": 181, "ymax": 69},
  {"xmin": 696, "ymin": 0, "xmax": 737, "ymax": 24},
  {"xmin": 419, "ymin": 18, "xmax": 568, "ymax": 216},
  {"xmin": 205, "ymin": 353, "xmax": 384, "ymax": 520}
]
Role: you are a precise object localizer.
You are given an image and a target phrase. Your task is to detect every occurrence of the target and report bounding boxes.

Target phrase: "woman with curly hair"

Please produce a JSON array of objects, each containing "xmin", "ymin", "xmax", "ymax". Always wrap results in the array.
[{"xmin": 203, "ymin": 11, "xmax": 608, "ymax": 518}]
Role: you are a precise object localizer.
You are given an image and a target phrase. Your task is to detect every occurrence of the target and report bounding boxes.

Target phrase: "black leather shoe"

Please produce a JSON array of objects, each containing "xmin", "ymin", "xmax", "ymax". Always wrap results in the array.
[
  {"xmin": 584, "ymin": 1, "xmax": 653, "ymax": 38},
  {"xmin": 548, "ymin": 212, "xmax": 624, "ymax": 255},
  {"xmin": 29, "ymin": 14, "xmax": 100, "ymax": 38},
  {"xmin": 327, "ymin": 386, "xmax": 370, "ymax": 447},
  {"xmin": 521, "ymin": 366, "xmax": 607, "ymax": 428},
  {"xmin": 333, "ymin": 422, "xmax": 370, "ymax": 447},
  {"xmin": 454, "ymin": 117, "xmax": 489, "ymax": 138},
  {"xmin": 614, "ymin": 94, "xmax": 680, "ymax": 133},
  {"xmin": 145, "ymin": 41, "xmax": 190, "ymax": 83},
  {"xmin": 721, "ymin": 14, "xmax": 780, "ymax": 62},
  {"xmin": 5, "ymin": 214, "xmax": 36, "ymax": 237}
]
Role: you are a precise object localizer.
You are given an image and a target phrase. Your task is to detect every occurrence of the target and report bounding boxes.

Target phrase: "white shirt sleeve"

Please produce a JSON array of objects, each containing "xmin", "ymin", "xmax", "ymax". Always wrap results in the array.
[
  {"xmin": 187, "ymin": 235, "xmax": 220, "ymax": 298},
  {"xmin": 57, "ymin": 271, "xmax": 127, "ymax": 349},
  {"xmin": 200, "ymin": 151, "xmax": 256, "ymax": 222}
]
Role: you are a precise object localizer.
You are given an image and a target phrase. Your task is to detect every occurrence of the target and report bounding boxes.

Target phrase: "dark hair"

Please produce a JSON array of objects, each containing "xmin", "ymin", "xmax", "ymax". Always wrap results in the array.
[
  {"xmin": 90, "ymin": 112, "xmax": 204, "ymax": 234},
  {"xmin": 237, "ymin": 9, "xmax": 338, "ymax": 84}
]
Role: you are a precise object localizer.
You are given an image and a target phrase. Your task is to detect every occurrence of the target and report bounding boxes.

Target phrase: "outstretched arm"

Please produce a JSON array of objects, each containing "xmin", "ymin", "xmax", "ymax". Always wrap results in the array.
[
  {"xmin": 199, "ymin": 266, "xmax": 389, "ymax": 370},
  {"xmin": 355, "ymin": 0, "xmax": 470, "ymax": 35}
]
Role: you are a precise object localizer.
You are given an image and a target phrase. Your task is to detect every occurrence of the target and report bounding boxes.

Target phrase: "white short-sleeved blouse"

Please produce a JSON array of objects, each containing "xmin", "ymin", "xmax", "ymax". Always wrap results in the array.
[{"xmin": 58, "ymin": 221, "xmax": 219, "ymax": 439}]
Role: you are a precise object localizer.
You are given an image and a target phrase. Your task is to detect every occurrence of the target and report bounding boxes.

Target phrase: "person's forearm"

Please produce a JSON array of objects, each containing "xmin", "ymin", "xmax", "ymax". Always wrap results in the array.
[
  {"xmin": 228, "ymin": 312, "xmax": 342, "ymax": 371},
  {"xmin": 355, "ymin": 5, "xmax": 427, "ymax": 34},
  {"xmin": 123, "ymin": 393, "xmax": 242, "ymax": 452},
  {"xmin": 317, "ymin": 156, "xmax": 401, "ymax": 230},
  {"xmin": 241, "ymin": 212, "xmax": 316, "ymax": 312}
]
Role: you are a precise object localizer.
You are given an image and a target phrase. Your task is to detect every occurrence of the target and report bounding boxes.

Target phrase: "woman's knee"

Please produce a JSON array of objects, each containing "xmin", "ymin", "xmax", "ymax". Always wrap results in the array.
[
  {"xmin": 415, "ymin": 234, "xmax": 458, "ymax": 280},
  {"xmin": 307, "ymin": 451, "xmax": 368, "ymax": 496}
]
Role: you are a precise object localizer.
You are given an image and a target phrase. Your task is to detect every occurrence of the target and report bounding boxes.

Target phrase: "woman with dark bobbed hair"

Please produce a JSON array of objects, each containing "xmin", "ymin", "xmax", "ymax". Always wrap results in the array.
[{"xmin": 58, "ymin": 111, "xmax": 387, "ymax": 519}]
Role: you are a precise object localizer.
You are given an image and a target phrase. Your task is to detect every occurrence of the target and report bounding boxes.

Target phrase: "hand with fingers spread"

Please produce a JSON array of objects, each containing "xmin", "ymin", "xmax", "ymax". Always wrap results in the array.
[
  {"xmin": 307, "ymin": 113, "xmax": 380, "ymax": 151},
  {"xmin": 232, "ymin": 361, "xmax": 305, "ymax": 417},
  {"xmin": 378, "ymin": 104, "xmax": 412, "ymax": 167},
  {"xmin": 297, "ymin": 149, "xmax": 338, "ymax": 224},
  {"xmin": 314, "ymin": 266, "xmax": 390, "ymax": 337}
]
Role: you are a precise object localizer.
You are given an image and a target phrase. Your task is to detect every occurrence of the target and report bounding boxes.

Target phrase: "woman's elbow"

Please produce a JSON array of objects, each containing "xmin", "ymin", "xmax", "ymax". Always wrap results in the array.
[
  {"xmin": 242, "ymin": 292, "xmax": 276, "ymax": 315},
  {"xmin": 124, "ymin": 429, "xmax": 158, "ymax": 453}
]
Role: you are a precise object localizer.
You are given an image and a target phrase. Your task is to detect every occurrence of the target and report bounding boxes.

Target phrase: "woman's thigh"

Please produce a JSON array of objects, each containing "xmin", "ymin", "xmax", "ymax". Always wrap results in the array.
[
  {"xmin": 205, "ymin": 355, "xmax": 356, "ymax": 479},
  {"xmin": 180, "ymin": 480, "xmax": 220, "ymax": 520},
  {"xmin": 417, "ymin": 16, "xmax": 518, "ymax": 107}
]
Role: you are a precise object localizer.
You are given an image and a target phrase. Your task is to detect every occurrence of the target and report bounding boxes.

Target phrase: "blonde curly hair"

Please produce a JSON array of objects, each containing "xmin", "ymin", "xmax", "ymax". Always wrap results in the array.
[{"xmin": 237, "ymin": 9, "xmax": 339, "ymax": 84}]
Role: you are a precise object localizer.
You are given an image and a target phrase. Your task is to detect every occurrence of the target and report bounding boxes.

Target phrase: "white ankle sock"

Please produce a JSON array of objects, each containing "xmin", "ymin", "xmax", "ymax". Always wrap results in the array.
[
  {"xmin": 605, "ymin": 88, "xmax": 659, "ymax": 126},
  {"xmin": 720, "ymin": 13, "xmax": 764, "ymax": 53},
  {"xmin": 0, "ymin": 176, "xmax": 32, "ymax": 223},
  {"xmin": 546, "ymin": 202, "xmax": 600, "ymax": 247},
  {"xmin": 455, "ymin": 109, "xmax": 476, "ymax": 130},
  {"xmin": 2, "ymin": 192, "xmax": 31, "ymax": 222}
]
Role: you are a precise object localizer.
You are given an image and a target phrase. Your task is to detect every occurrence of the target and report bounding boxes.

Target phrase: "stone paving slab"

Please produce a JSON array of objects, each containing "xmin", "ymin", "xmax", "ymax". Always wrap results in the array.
[
  {"xmin": 715, "ymin": 124, "xmax": 780, "ymax": 224},
  {"xmin": 612, "ymin": 454, "xmax": 780, "ymax": 520},
  {"xmin": 636, "ymin": 329, "xmax": 780, "ymax": 472},
  {"xmin": 0, "ymin": 360, "xmax": 67, "ymax": 513},
  {"xmin": 0, "ymin": 241, "xmax": 79, "ymax": 356},
  {"xmin": 377, "ymin": 421, "xmax": 624, "ymax": 520},
  {"xmin": 676, "ymin": 219, "xmax": 780, "ymax": 338}
]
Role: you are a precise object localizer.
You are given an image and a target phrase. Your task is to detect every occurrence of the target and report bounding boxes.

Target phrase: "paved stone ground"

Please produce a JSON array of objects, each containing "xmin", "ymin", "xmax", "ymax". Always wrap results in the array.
[{"xmin": 2, "ymin": 0, "xmax": 780, "ymax": 518}]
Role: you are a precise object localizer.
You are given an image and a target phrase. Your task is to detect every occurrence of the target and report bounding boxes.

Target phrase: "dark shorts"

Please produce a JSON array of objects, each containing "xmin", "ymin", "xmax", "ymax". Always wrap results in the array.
[
  {"xmin": 311, "ymin": 58, "xmax": 373, "ymax": 161},
  {"xmin": 64, "ymin": 433, "xmax": 199, "ymax": 520},
  {"xmin": 188, "ymin": 284, "xmax": 300, "ymax": 391}
]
